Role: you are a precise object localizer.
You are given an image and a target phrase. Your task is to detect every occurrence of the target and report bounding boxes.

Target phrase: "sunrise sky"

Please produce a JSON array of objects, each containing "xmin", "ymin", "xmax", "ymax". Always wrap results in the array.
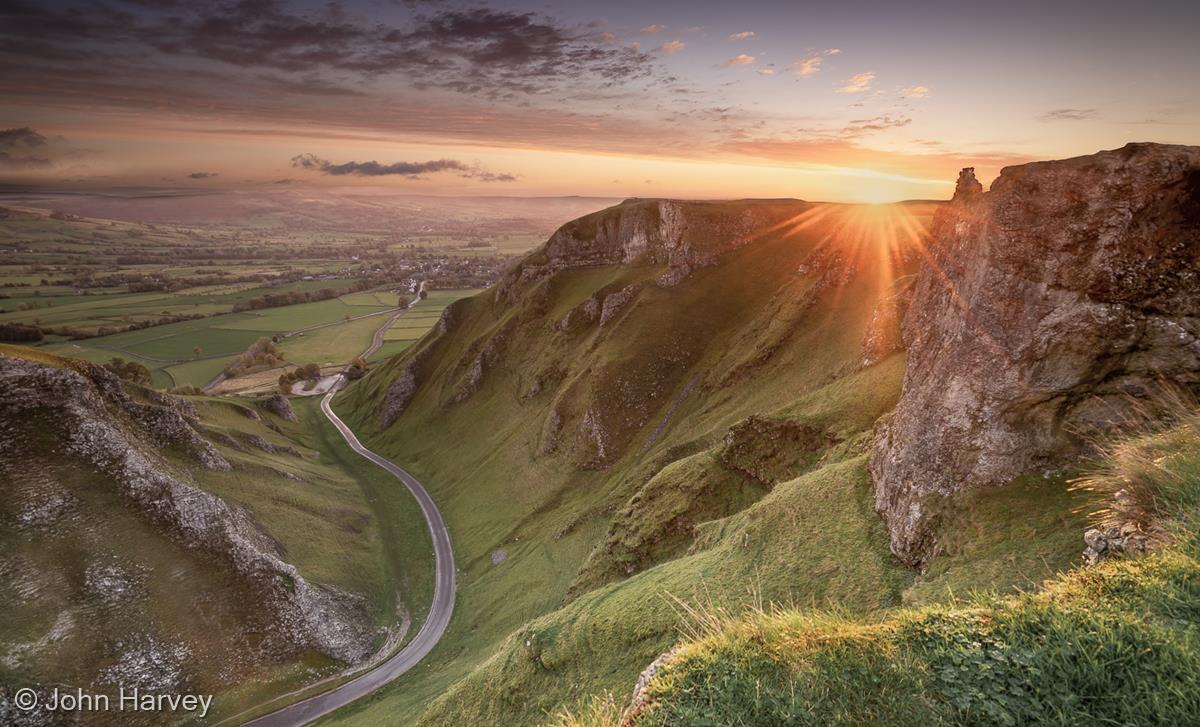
[{"xmin": 2, "ymin": 0, "xmax": 1198, "ymax": 202}]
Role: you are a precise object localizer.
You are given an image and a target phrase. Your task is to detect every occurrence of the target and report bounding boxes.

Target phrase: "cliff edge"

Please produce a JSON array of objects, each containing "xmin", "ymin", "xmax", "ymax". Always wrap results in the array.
[{"xmin": 871, "ymin": 143, "xmax": 1200, "ymax": 566}]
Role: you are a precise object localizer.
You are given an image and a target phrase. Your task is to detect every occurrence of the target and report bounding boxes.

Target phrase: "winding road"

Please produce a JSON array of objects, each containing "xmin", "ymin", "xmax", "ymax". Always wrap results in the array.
[{"xmin": 242, "ymin": 379, "xmax": 456, "ymax": 726}]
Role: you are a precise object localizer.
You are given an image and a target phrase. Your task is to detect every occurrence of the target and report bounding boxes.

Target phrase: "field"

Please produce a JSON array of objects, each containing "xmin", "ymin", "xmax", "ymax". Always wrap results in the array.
[{"xmin": 1, "ymin": 201, "xmax": 550, "ymax": 387}]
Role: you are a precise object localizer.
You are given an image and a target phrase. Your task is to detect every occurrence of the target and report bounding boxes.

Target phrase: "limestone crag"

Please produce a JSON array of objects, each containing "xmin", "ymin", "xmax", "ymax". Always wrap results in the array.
[
  {"xmin": 494, "ymin": 198, "xmax": 806, "ymax": 303},
  {"xmin": 871, "ymin": 143, "xmax": 1200, "ymax": 567},
  {"xmin": 380, "ymin": 300, "xmax": 461, "ymax": 427},
  {"xmin": 0, "ymin": 355, "xmax": 375, "ymax": 663}
]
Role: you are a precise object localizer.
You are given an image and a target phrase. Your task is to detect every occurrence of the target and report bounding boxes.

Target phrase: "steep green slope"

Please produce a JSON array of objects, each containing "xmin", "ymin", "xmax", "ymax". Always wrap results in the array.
[
  {"xmin": 317, "ymin": 198, "xmax": 1093, "ymax": 726},
  {"xmin": 558, "ymin": 411, "xmax": 1200, "ymax": 727}
]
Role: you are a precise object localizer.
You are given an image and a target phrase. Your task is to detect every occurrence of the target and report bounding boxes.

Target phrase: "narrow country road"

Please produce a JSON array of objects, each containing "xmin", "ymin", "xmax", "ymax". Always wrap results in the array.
[
  {"xmin": 241, "ymin": 380, "xmax": 456, "ymax": 727},
  {"xmin": 361, "ymin": 281, "xmax": 425, "ymax": 360}
]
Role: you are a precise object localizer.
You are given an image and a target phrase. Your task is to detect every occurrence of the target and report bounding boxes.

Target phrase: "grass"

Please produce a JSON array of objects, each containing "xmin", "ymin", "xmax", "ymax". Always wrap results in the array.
[
  {"xmin": 320, "ymin": 202, "xmax": 1058, "ymax": 727},
  {"xmin": 279, "ymin": 314, "xmax": 385, "ymax": 365},
  {"xmin": 0, "ymin": 344, "xmax": 436, "ymax": 724},
  {"xmin": 216, "ymin": 297, "xmax": 392, "ymax": 333},
  {"xmin": 556, "ymin": 409, "xmax": 1200, "ymax": 727}
]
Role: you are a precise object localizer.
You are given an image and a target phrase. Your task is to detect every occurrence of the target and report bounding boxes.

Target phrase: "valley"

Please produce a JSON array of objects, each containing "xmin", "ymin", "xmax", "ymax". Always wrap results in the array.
[{"xmin": 3, "ymin": 144, "xmax": 1200, "ymax": 727}]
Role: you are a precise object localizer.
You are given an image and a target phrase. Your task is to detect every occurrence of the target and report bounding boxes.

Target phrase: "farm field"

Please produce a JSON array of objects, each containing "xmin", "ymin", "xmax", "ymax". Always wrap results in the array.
[
  {"xmin": 279, "ymin": 314, "xmax": 388, "ymax": 366},
  {"xmin": 218, "ymin": 297, "xmax": 393, "ymax": 333},
  {"xmin": 379, "ymin": 289, "xmax": 481, "ymax": 345}
]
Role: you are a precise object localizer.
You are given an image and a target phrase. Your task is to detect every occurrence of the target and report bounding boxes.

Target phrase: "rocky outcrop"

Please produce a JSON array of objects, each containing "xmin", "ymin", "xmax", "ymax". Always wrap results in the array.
[
  {"xmin": 379, "ymin": 301, "xmax": 460, "ymax": 427},
  {"xmin": 628, "ymin": 648, "xmax": 679, "ymax": 716},
  {"xmin": 1083, "ymin": 523, "xmax": 1149, "ymax": 565},
  {"xmin": 871, "ymin": 143, "xmax": 1200, "ymax": 567},
  {"xmin": 0, "ymin": 354, "xmax": 374, "ymax": 663},
  {"xmin": 494, "ymin": 199, "xmax": 806, "ymax": 303},
  {"xmin": 860, "ymin": 285, "xmax": 913, "ymax": 367},
  {"xmin": 258, "ymin": 393, "xmax": 298, "ymax": 421},
  {"xmin": 719, "ymin": 416, "xmax": 837, "ymax": 485},
  {"xmin": 599, "ymin": 284, "xmax": 642, "ymax": 327}
]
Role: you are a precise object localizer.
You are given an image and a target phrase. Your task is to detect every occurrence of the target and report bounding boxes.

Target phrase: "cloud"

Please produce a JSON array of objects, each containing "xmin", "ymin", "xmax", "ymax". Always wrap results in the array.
[
  {"xmin": 842, "ymin": 114, "xmax": 912, "ymax": 136},
  {"xmin": 641, "ymin": 24, "xmax": 665, "ymax": 34},
  {"xmin": 836, "ymin": 71, "xmax": 875, "ymax": 93},
  {"xmin": 824, "ymin": 48, "xmax": 841, "ymax": 55},
  {"xmin": 729, "ymin": 31, "xmax": 755, "ymax": 40},
  {"xmin": 597, "ymin": 31, "xmax": 616, "ymax": 44},
  {"xmin": 188, "ymin": 171, "xmax": 217, "ymax": 179},
  {"xmin": 0, "ymin": 127, "xmax": 86, "ymax": 169},
  {"xmin": 1040, "ymin": 108, "xmax": 1097, "ymax": 121},
  {"xmin": 900, "ymin": 85, "xmax": 930, "ymax": 98},
  {"xmin": 290, "ymin": 154, "xmax": 516, "ymax": 181},
  {"xmin": 4, "ymin": 3, "xmax": 663, "ymax": 101},
  {"xmin": 758, "ymin": 68, "xmax": 775, "ymax": 76},
  {"xmin": 724, "ymin": 54, "xmax": 756, "ymax": 67},
  {"xmin": 791, "ymin": 56, "xmax": 822, "ymax": 78},
  {"xmin": 658, "ymin": 39, "xmax": 686, "ymax": 54}
]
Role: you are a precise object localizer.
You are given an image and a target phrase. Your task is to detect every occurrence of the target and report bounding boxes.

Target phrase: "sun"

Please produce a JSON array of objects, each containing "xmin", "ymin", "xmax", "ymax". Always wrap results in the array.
[{"xmin": 855, "ymin": 187, "xmax": 903, "ymax": 204}]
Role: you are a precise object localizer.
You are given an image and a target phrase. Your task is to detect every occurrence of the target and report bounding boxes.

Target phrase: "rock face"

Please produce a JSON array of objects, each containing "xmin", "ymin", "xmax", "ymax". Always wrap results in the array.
[
  {"xmin": 379, "ymin": 301, "xmax": 460, "ymax": 428},
  {"xmin": 493, "ymin": 198, "xmax": 805, "ymax": 303},
  {"xmin": 258, "ymin": 393, "xmax": 298, "ymax": 422},
  {"xmin": 0, "ymin": 354, "xmax": 374, "ymax": 663},
  {"xmin": 871, "ymin": 143, "xmax": 1200, "ymax": 567}
]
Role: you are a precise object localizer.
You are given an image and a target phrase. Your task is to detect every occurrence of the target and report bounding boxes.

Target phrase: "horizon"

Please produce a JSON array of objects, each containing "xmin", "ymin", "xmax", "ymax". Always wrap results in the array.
[{"xmin": 3, "ymin": 1, "xmax": 1199, "ymax": 203}]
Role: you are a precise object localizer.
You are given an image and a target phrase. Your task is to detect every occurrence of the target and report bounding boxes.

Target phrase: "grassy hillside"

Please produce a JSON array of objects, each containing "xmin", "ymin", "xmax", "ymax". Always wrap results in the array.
[
  {"xmin": 557, "ymin": 410, "xmax": 1200, "ymax": 727},
  {"xmin": 0, "ymin": 344, "xmax": 434, "ymax": 724},
  {"xmin": 312, "ymin": 199, "xmax": 1099, "ymax": 726}
]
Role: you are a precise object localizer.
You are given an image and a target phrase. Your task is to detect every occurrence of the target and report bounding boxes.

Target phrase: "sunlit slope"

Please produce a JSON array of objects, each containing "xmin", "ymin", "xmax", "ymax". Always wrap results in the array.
[
  {"xmin": 323, "ymin": 199, "xmax": 1085, "ymax": 725},
  {"xmin": 556, "ymin": 409, "xmax": 1200, "ymax": 727}
]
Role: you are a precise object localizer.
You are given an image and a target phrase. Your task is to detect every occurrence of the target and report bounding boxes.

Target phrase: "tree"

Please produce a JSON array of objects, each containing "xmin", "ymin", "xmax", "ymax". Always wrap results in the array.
[
  {"xmin": 192, "ymin": 346, "xmax": 203, "ymax": 359},
  {"xmin": 103, "ymin": 357, "xmax": 152, "ymax": 386},
  {"xmin": 346, "ymin": 356, "xmax": 368, "ymax": 380}
]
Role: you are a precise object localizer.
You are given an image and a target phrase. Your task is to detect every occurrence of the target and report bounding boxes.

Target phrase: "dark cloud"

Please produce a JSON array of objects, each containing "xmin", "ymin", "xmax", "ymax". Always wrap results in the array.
[
  {"xmin": 0, "ymin": 1, "xmax": 659, "ymax": 100},
  {"xmin": 0, "ymin": 127, "xmax": 53, "ymax": 168},
  {"xmin": 1040, "ymin": 108, "xmax": 1097, "ymax": 121},
  {"xmin": 291, "ymin": 154, "xmax": 516, "ymax": 181},
  {"xmin": 188, "ymin": 171, "xmax": 218, "ymax": 178}
]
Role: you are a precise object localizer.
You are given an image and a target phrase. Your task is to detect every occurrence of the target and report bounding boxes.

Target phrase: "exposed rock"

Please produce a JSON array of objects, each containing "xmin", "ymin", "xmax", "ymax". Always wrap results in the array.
[
  {"xmin": 629, "ymin": 648, "xmax": 679, "ymax": 716},
  {"xmin": 14, "ymin": 485, "xmax": 77, "ymax": 529},
  {"xmin": 237, "ymin": 432, "xmax": 301, "ymax": 457},
  {"xmin": 861, "ymin": 282, "xmax": 915, "ymax": 367},
  {"xmin": 380, "ymin": 301, "xmax": 461, "ymax": 427},
  {"xmin": 258, "ymin": 393, "xmax": 298, "ymax": 422},
  {"xmin": 450, "ymin": 322, "xmax": 513, "ymax": 404},
  {"xmin": 599, "ymin": 284, "xmax": 642, "ymax": 327},
  {"xmin": 540, "ymin": 409, "xmax": 563, "ymax": 455},
  {"xmin": 494, "ymin": 199, "xmax": 806, "ymax": 303},
  {"xmin": 719, "ymin": 416, "xmax": 837, "ymax": 485},
  {"xmin": 871, "ymin": 144, "xmax": 1200, "ymax": 567},
  {"xmin": 558, "ymin": 296, "xmax": 600, "ymax": 334},
  {"xmin": 1083, "ymin": 522, "xmax": 1149, "ymax": 565},
  {"xmin": 453, "ymin": 353, "xmax": 486, "ymax": 404},
  {"xmin": 579, "ymin": 408, "xmax": 611, "ymax": 467},
  {"xmin": 84, "ymin": 562, "xmax": 146, "ymax": 605},
  {"xmin": 0, "ymin": 354, "xmax": 374, "ymax": 664},
  {"xmin": 953, "ymin": 166, "xmax": 984, "ymax": 201},
  {"xmin": 234, "ymin": 404, "xmax": 261, "ymax": 420}
]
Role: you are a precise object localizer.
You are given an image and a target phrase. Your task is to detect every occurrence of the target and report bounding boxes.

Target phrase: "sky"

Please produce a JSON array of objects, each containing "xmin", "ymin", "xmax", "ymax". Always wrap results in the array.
[{"xmin": 1, "ymin": 0, "xmax": 1198, "ymax": 202}]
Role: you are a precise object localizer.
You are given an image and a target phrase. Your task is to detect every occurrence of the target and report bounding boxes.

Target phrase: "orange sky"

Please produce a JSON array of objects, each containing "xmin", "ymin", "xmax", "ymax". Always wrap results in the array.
[{"xmin": 2, "ymin": 1, "xmax": 1197, "ymax": 202}]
